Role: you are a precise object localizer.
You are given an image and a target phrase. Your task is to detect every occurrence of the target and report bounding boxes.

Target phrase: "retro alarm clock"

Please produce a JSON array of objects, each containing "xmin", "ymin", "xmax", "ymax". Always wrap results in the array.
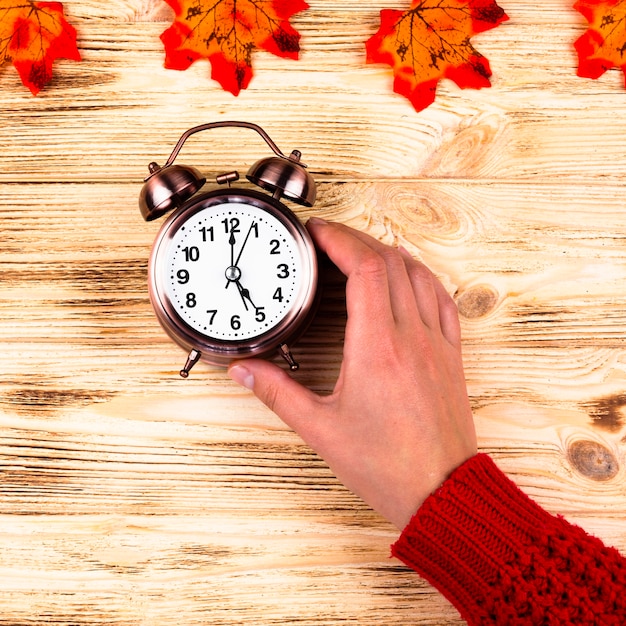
[{"xmin": 139, "ymin": 121, "xmax": 319, "ymax": 377}]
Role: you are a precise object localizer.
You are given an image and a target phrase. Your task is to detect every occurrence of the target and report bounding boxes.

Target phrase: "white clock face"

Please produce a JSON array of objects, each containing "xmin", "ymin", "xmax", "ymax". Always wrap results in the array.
[{"xmin": 161, "ymin": 200, "xmax": 306, "ymax": 342}]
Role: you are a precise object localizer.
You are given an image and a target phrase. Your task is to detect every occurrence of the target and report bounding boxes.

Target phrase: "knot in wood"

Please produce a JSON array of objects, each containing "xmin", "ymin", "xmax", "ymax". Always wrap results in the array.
[
  {"xmin": 456, "ymin": 284, "xmax": 499, "ymax": 319},
  {"xmin": 567, "ymin": 440, "xmax": 619, "ymax": 481}
]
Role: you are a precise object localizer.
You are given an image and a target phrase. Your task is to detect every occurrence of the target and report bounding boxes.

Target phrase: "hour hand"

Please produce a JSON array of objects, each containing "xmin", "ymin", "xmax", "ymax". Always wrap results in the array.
[
  {"xmin": 235, "ymin": 280, "xmax": 250, "ymax": 311},
  {"xmin": 236, "ymin": 280, "xmax": 259, "ymax": 312}
]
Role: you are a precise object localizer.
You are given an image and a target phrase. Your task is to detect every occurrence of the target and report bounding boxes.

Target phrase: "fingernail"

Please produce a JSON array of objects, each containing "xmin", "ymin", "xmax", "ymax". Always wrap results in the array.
[
  {"xmin": 307, "ymin": 216, "xmax": 327, "ymax": 226},
  {"xmin": 229, "ymin": 364, "xmax": 254, "ymax": 390}
]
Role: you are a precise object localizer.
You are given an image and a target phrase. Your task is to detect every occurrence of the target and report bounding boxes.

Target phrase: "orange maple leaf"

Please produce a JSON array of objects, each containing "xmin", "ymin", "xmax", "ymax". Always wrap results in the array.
[
  {"xmin": 161, "ymin": 0, "xmax": 309, "ymax": 95},
  {"xmin": 574, "ymin": 0, "xmax": 626, "ymax": 83},
  {"xmin": 365, "ymin": 0, "xmax": 508, "ymax": 112},
  {"xmin": 0, "ymin": 0, "xmax": 80, "ymax": 95}
]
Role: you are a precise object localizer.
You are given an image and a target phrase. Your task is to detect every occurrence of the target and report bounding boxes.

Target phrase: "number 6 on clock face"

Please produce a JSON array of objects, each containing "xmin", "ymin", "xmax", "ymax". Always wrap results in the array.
[{"xmin": 148, "ymin": 188, "xmax": 318, "ymax": 368}]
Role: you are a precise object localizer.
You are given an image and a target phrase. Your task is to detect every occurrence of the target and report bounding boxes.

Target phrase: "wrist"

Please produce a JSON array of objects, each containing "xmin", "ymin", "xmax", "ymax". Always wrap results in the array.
[{"xmin": 385, "ymin": 449, "xmax": 478, "ymax": 529}]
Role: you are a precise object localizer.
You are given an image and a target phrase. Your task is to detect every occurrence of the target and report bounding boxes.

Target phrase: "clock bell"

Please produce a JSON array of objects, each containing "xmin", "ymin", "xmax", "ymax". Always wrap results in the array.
[{"xmin": 139, "ymin": 121, "xmax": 316, "ymax": 222}]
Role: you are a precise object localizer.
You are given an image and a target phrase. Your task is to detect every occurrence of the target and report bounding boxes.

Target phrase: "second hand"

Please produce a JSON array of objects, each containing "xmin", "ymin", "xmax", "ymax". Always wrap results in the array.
[{"xmin": 234, "ymin": 221, "xmax": 257, "ymax": 267}]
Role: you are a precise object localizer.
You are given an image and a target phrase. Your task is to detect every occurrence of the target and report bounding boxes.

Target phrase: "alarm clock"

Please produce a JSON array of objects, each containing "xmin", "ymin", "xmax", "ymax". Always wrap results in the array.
[{"xmin": 139, "ymin": 121, "xmax": 319, "ymax": 378}]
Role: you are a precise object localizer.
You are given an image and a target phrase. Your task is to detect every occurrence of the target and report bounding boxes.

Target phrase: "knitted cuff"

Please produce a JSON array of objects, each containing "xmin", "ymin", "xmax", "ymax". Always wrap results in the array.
[{"xmin": 391, "ymin": 453, "xmax": 626, "ymax": 625}]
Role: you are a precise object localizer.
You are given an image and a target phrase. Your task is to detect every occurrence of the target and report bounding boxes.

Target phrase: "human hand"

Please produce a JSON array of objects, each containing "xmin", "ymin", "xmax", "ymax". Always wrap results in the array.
[{"xmin": 228, "ymin": 219, "xmax": 477, "ymax": 529}]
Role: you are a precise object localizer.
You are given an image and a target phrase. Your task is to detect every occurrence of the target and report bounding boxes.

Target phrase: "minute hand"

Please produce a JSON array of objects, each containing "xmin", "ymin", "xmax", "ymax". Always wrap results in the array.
[{"xmin": 233, "ymin": 221, "xmax": 257, "ymax": 267}]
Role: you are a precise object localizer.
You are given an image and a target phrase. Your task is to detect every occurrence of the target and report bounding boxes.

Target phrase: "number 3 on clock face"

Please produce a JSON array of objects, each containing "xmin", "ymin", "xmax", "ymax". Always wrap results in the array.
[{"xmin": 149, "ymin": 189, "xmax": 318, "ymax": 365}]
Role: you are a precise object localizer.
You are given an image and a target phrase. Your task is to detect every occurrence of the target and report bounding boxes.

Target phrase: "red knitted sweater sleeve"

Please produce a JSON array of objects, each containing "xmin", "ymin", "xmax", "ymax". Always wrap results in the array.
[{"xmin": 391, "ymin": 453, "xmax": 626, "ymax": 625}]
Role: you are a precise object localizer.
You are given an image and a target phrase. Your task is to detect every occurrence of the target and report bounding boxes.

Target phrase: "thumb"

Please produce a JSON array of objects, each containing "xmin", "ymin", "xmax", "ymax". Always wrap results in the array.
[{"xmin": 228, "ymin": 359, "xmax": 321, "ymax": 432}]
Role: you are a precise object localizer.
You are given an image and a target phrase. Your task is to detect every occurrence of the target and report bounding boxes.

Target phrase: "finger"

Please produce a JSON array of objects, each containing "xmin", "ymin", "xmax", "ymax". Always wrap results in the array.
[
  {"xmin": 306, "ymin": 219, "xmax": 395, "ymax": 332},
  {"xmin": 228, "ymin": 359, "xmax": 325, "ymax": 440},
  {"xmin": 318, "ymin": 222, "xmax": 441, "ymax": 332},
  {"xmin": 325, "ymin": 226, "xmax": 426, "ymax": 326},
  {"xmin": 399, "ymin": 247, "xmax": 461, "ymax": 347},
  {"xmin": 433, "ymin": 278, "xmax": 462, "ymax": 348},
  {"xmin": 396, "ymin": 247, "xmax": 443, "ymax": 330}
]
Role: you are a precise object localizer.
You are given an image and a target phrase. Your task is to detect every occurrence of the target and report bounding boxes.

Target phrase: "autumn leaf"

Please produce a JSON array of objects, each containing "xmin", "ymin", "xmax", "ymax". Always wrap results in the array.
[
  {"xmin": 574, "ymin": 0, "xmax": 626, "ymax": 84},
  {"xmin": 161, "ymin": 0, "xmax": 309, "ymax": 95},
  {"xmin": 0, "ymin": 1, "xmax": 80, "ymax": 95},
  {"xmin": 365, "ymin": 0, "xmax": 508, "ymax": 112}
]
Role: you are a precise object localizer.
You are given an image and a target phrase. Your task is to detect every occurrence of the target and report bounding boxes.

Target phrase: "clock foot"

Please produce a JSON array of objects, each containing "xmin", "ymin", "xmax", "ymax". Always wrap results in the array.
[
  {"xmin": 180, "ymin": 349, "xmax": 202, "ymax": 378},
  {"xmin": 278, "ymin": 344, "xmax": 299, "ymax": 371}
]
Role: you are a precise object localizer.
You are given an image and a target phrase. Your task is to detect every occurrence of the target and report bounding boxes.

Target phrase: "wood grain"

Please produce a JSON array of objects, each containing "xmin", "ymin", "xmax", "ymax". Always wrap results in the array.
[{"xmin": 1, "ymin": 0, "xmax": 625, "ymax": 623}]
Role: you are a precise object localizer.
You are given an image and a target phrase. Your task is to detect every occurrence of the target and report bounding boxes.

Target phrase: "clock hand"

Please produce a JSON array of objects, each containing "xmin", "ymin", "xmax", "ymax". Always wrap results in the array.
[
  {"xmin": 229, "ymin": 229, "xmax": 236, "ymax": 267},
  {"xmin": 234, "ymin": 280, "xmax": 249, "ymax": 311},
  {"xmin": 225, "ymin": 227, "xmax": 237, "ymax": 289},
  {"xmin": 233, "ymin": 221, "xmax": 257, "ymax": 267},
  {"xmin": 236, "ymin": 280, "xmax": 261, "ymax": 313},
  {"xmin": 241, "ymin": 286, "xmax": 257, "ymax": 311}
]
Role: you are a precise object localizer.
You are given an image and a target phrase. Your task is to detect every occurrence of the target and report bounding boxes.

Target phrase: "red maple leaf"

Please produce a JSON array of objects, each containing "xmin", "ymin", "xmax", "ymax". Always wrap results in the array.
[
  {"xmin": 0, "ymin": 0, "xmax": 80, "ymax": 95},
  {"xmin": 574, "ymin": 0, "xmax": 626, "ymax": 84},
  {"xmin": 161, "ymin": 0, "xmax": 309, "ymax": 95},
  {"xmin": 365, "ymin": 0, "xmax": 508, "ymax": 112}
]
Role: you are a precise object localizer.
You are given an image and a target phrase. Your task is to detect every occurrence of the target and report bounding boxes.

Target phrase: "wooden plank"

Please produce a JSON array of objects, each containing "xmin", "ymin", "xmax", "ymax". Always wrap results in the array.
[
  {"xmin": 2, "ymin": 181, "xmax": 625, "ymax": 509},
  {"xmin": 1, "ymin": 0, "xmax": 626, "ymax": 623}
]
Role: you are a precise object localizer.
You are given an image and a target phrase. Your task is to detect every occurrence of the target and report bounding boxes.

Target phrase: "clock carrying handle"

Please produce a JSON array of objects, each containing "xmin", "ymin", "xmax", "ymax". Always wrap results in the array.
[
  {"xmin": 140, "ymin": 120, "xmax": 316, "ymax": 220},
  {"xmin": 162, "ymin": 121, "xmax": 307, "ymax": 169}
]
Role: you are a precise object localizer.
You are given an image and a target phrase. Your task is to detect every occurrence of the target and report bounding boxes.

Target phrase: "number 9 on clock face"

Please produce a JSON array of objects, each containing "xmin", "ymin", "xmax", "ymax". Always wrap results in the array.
[{"xmin": 148, "ymin": 189, "xmax": 318, "ymax": 367}]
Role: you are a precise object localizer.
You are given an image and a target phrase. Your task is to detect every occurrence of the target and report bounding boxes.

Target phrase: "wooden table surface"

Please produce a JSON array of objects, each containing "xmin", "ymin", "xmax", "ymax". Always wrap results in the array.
[{"xmin": 1, "ymin": 1, "xmax": 626, "ymax": 623}]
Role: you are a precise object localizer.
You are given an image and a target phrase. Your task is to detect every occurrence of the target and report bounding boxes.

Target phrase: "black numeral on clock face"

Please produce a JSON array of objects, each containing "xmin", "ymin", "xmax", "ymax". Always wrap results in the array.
[
  {"xmin": 199, "ymin": 226, "xmax": 214, "ymax": 242},
  {"xmin": 221, "ymin": 217, "xmax": 240, "ymax": 234},
  {"xmin": 182, "ymin": 246, "xmax": 200, "ymax": 262}
]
